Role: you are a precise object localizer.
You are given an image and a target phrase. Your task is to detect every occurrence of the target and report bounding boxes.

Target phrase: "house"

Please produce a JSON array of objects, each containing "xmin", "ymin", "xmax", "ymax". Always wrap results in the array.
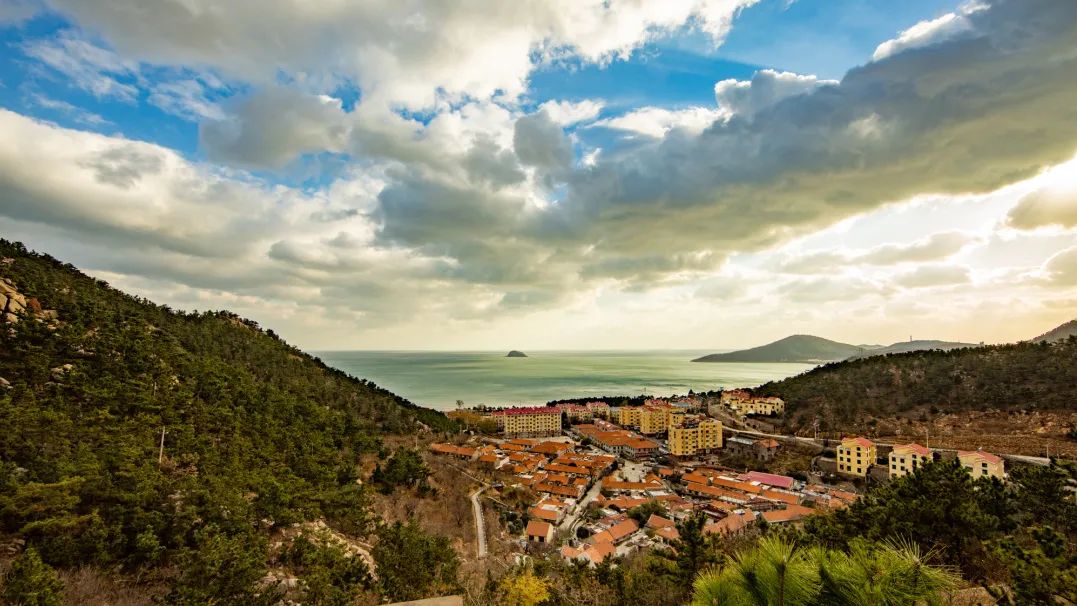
[
  {"xmin": 646, "ymin": 514, "xmax": 676, "ymax": 530},
  {"xmin": 704, "ymin": 509, "xmax": 757, "ymax": 536},
  {"xmin": 889, "ymin": 443, "xmax": 932, "ymax": 478},
  {"xmin": 958, "ymin": 450, "xmax": 1005, "ymax": 480},
  {"xmin": 526, "ymin": 520, "xmax": 555, "ymax": 544},
  {"xmin": 754, "ymin": 438, "xmax": 780, "ymax": 461},
  {"xmin": 743, "ymin": 471, "xmax": 796, "ymax": 490},
  {"xmin": 761, "ymin": 504, "xmax": 815, "ymax": 525},
  {"xmin": 429, "ymin": 443, "xmax": 477, "ymax": 460},
  {"xmin": 561, "ymin": 540, "xmax": 616, "ymax": 566},
  {"xmin": 836, "ymin": 436, "xmax": 876, "ymax": 477}
]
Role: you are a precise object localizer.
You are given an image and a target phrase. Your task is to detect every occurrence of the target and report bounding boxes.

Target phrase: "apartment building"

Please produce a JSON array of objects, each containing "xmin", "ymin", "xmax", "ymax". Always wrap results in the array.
[
  {"xmin": 488, "ymin": 406, "xmax": 562, "ymax": 438},
  {"xmin": 668, "ymin": 417, "xmax": 723, "ymax": 457},
  {"xmin": 888, "ymin": 443, "xmax": 932, "ymax": 478},
  {"xmin": 836, "ymin": 436, "xmax": 876, "ymax": 477}
]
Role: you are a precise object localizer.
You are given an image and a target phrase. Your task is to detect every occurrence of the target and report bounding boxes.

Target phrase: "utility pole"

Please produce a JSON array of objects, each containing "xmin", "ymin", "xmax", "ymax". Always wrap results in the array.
[{"xmin": 158, "ymin": 427, "xmax": 166, "ymax": 465}]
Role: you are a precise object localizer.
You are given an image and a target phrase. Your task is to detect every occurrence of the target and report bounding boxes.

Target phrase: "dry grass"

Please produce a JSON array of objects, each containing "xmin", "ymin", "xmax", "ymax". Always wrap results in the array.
[{"xmin": 58, "ymin": 567, "xmax": 160, "ymax": 606}]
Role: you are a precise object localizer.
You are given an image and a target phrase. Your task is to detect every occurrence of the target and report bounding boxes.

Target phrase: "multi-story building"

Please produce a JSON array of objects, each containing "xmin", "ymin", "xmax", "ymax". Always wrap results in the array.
[
  {"xmin": 558, "ymin": 404, "xmax": 593, "ymax": 424},
  {"xmin": 836, "ymin": 436, "xmax": 876, "ymax": 477},
  {"xmin": 585, "ymin": 401, "xmax": 611, "ymax": 419},
  {"xmin": 719, "ymin": 390, "xmax": 784, "ymax": 416},
  {"xmin": 638, "ymin": 405, "xmax": 670, "ymax": 435},
  {"xmin": 617, "ymin": 406, "xmax": 642, "ymax": 429},
  {"xmin": 668, "ymin": 417, "xmax": 722, "ymax": 457},
  {"xmin": 958, "ymin": 450, "xmax": 1005, "ymax": 480},
  {"xmin": 488, "ymin": 406, "xmax": 562, "ymax": 438},
  {"xmin": 888, "ymin": 443, "xmax": 932, "ymax": 478},
  {"xmin": 741, "ymin": 396, "xmax": 785, "ymax": 416}
]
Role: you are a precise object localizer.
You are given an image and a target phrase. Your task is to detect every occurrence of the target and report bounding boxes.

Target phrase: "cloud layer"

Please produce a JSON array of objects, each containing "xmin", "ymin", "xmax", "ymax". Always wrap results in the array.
[{"xmin": 1, "ymin": 0, "xmax": 1076, "ymax": 349}]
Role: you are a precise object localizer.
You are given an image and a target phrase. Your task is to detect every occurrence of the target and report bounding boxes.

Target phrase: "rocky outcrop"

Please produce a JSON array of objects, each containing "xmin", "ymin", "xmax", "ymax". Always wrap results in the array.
[{"xmin": 0, "ymin": 277, "xmax": 58, "ymax": 324}]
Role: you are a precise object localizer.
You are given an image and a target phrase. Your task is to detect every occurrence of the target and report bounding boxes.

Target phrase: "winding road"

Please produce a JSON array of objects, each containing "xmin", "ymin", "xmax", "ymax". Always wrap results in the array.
[{"xmin": 470, "ymin": 487, "xmax": 488, "ymax": 558}]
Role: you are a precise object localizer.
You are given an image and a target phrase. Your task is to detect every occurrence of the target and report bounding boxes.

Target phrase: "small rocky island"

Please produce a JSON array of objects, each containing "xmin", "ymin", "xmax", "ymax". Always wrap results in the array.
[{"xmin": 506, "ymin": 350, "xmax": 528, "ymax": 358}]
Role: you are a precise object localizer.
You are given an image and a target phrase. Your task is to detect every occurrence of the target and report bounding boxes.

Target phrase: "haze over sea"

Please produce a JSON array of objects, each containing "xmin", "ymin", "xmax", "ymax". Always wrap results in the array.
[{"xmin": 315, "ymin": 350, "xmax": 814, "ymax": 410}]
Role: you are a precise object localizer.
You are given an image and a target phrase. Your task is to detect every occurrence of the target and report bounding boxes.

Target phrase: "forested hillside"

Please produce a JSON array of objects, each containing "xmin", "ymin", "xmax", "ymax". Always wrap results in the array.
[
  {"xmin": 0, "ymin": 239, "xmax": 456, "ymax": 603},
  {"xmin": 756, "ymin": 339, "xmax": 1077, "ymax": 430}
]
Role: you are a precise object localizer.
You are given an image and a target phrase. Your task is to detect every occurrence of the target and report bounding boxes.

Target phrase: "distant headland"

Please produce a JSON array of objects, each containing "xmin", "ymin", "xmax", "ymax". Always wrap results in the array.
[{"xmin": 506, "ymin": 350, "xmax": 528, "ymax": 358}]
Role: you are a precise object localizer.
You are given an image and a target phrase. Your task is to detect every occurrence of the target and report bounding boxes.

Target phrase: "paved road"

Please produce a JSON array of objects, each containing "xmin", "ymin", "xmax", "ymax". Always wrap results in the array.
[
  {"xmin": 470, "ymin": 487, "xmax": 488, "ymax": 558},
  {"xmin": 725, "ymin": 427, "xmax": 1052, "ymax": 466},
  {"xmin": 558, "ymin": 477, "xmax": 604, "ymax": 536}
]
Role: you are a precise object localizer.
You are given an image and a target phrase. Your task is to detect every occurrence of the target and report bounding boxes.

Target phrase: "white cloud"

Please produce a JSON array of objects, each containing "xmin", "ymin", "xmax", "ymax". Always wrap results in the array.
[
  {"xmin": 593, "ymin": 106, "xmax": 725, "ymax": 138},
  {"xmin": 22, "ymin": 30, "xmax": 139, "ymax": 101},
  {"xmin": 147, "ymin": 77, "xmax": 226, "ymax": 121},
  {"xmin": 1044, "ymin": 246, "xmax": 1077, "ymax": 286},
  {"xmin": 1006, "ymin": 177, "xmax": 1077, "ymax": 230},
  {"xmin": 714, "ymin": 69, "xmax": 836, "ymax": 117},
  {"xmin": 43, "ymin": 0, "xmax": 760, "ymax": 110},
  {"xmin": 896, "ymin": 264, "xmax": 972, "ymax": 288},
  {"xmin": 537, "ymin": 99, "xmax": 604, "ymax": 126},
  {"xmin": 872, "ymin": 6, "xmax": 980, "ymax": 61},
  {"xmin": 27, "ymin": 92, "xmax": 109, "ymax": 126}
]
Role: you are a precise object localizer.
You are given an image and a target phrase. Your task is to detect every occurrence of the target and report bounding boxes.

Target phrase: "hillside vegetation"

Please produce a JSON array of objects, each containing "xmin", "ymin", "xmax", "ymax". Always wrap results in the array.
[
  {"xmin": 756, "ymin": 338, "xmax": 1077, "ymax": 431},
  {"xmin": 0, "ymin": 240, "xmax": 456, "ymax": 603}
]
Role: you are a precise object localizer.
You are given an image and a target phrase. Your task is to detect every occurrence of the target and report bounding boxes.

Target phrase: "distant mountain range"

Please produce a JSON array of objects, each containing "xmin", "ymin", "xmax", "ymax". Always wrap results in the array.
[
  {"xmin": 692, "ymin": 335, "xmax": 865, "ymax": 363},
  {"xmin": 845, "ymin": 339, "xmax": 977, "ymax": 359},
  {"xmin": 695, "ymin": 319, "xmax": 1075, "ymax": 364}
]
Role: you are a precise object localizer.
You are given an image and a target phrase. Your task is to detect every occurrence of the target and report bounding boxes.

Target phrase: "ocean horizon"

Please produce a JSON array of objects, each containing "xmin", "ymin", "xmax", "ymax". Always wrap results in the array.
[{"xmin": 314, "ymin": 349, "xmax": 816, "ymax": 411}]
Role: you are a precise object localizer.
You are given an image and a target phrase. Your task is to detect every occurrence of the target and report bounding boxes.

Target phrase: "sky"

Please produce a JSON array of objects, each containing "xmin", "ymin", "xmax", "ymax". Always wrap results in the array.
[{"xmin": 0, "ymin": 0, "xmax": 1075, "ymax": 351}]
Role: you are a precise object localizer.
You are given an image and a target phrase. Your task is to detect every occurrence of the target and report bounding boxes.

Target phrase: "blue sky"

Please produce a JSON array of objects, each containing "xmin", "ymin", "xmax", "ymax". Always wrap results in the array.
[
  {"xmin": 1, "ymin": 0, "xmax": 958, "ymax": 171},
  {"xmin": 0, "ymin": 0, "xmax": 1074, "ymax": 350}
]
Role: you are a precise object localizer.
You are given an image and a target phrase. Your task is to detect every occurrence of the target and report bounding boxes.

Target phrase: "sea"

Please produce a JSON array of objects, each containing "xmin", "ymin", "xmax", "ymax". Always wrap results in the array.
[{"xmin": 314, "ymin": 350, "xmax": 815, "ymax": 411}]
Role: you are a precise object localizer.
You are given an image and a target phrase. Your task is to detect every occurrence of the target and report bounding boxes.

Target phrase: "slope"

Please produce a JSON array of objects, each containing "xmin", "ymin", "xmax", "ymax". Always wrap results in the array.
[
  {"xmin": 845, "ymin": 339, "xmax": 978, "ymax": 359},
  {"xmin": 0, "ymin": 240, "xmax": 455, "ymax": 599},
  {"xmin": 755, "ymin": 337, "xmax": 1077, "ymax": 432},
  {"xmin": 1031, "ymin": 318, "xmax": 1077, "ymax": 343},
  {"xmin": 692, "ymin": 334, "xmax": 864, "ymax": 363}
]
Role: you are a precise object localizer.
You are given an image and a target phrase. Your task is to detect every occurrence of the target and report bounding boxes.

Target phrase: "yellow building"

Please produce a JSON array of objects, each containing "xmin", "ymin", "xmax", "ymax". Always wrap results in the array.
[
  {"xmin": 740, "ymin": 397, "xmax": 785, "ymax": 416},
  {"xmin": 618, "ymin": 406, "xmax": 642, "ymax": 429},
  {"xmin": 889, "ymin": 443, "xmax": 932, "ymax": 478},
  {"xmin": 668, "ymin": 418, "xmax": 722, "ymax": 457},
  {"xmin": 490, "ymin": 407, "xmax": 562, "ymax": 438},
  {"xmin": 836, "ymin": 436, "xmax": 876, "ymax": 477},
  {"xmin": 639, "ymin": 406, "xmax": 670, "ymax": 434},
  {"xmin": 958, "ymin": 450, "xmax": 1005, "ymax": 480}
]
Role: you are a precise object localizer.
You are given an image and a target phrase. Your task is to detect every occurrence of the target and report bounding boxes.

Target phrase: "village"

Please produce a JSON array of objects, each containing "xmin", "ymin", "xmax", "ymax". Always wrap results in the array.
[{"xmin": 428, "ymin": 390, "xmax": 1008, "ymax": 566}]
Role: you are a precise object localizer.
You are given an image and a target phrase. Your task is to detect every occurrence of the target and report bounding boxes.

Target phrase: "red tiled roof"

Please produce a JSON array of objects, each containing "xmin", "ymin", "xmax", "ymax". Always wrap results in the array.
[
  {"xmin": 429, "ymin": 443, "xmax": 476, "ymax": 457},
  {"xmin": 743, "ymin": 471, "xmax": 795, "ymax": 490},
  {"xmin": 958, "ymin": 450, "xmax": 1003, "ymax": 464},
  {"xmin": 893, "ymin": 443, "xmax": 932, "ymax": 457},
  {"xmin": 655, "ymin": 526, "xmax": 680, "ymax": 541},
  {"xmin": 531, "ymin": 441, "xmax": 573, "ymax": 455},
  {"xmin": 762, "ymin": 505, "xmax": 815, "ymax": 524},
  {"xmin": 606, "ymin": 519, "xmax": 640, "ymax": 542},
  {"xmin": 761, "ymin": 489, "xmax": 800, "ymax": 505},
  {"xmin": 530, "ymin": 507, "xmax": 561, "ymax": 522},
  {"xmin": 526, "ymin": 520, "xmax": 553, "ymax": 538},
  {"xmin": 704, "ymin": 510, "xmax": 756, "ymax": 535},
  {"xmin": 711, "ymin": 476, "xmax": 764, "ymax": 494},
  {"xmin": 491, "ymin": 406, "xmax": 561, "ymax": 416},
  {"xmin": 842, "ymin": 436, "xmax": 875, "ymax": 449},
  {"xmin": 646, "ymin": 514, "xmax": 676, "ymax": 529}
]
